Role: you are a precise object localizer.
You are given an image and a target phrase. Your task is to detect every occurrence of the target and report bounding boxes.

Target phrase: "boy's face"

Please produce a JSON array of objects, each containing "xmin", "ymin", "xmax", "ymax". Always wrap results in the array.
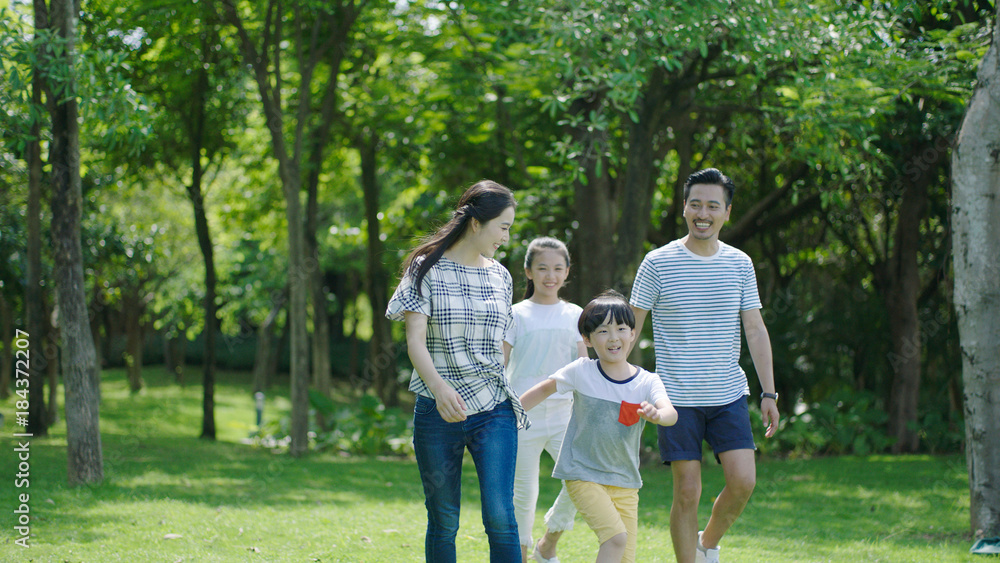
[{"xmin": 583, "ymin": 312, "xmax": 635, "ymax": 364}]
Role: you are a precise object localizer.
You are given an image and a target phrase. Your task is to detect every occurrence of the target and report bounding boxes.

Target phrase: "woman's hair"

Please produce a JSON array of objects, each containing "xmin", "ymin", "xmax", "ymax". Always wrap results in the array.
[
  {"xmin": 578, "ymin": 289, "xmax": 635, "ymax": 337},
  {"xmin": 402, "ymin": 180, "xmax": 516, "ymax": 294},
  {"xmin": 522, "ymin": 237, "xmax": 571, "ymax": 300}
]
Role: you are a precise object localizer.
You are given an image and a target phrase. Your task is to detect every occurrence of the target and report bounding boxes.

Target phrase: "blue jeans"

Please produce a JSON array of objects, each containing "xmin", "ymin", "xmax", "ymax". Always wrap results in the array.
[{"xmin": 413, "ymin": 395, "xmax": 520, "ymax": 562}]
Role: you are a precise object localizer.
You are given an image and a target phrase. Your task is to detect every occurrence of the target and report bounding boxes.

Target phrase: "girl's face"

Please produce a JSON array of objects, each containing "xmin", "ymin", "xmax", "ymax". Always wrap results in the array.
[
  {"xmin": 471, "ymin": 206, "xmax": 515, "ymax": 259},
  {"xmin": 525, "ymin": 248, "xmax": 569, "ymax": 301}
]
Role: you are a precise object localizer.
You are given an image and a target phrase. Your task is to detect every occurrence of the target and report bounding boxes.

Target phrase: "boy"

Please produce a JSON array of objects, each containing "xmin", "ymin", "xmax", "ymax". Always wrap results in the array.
[{"xmin": 520, "ymin": 290, "xmax": 677, "ymax": 563}]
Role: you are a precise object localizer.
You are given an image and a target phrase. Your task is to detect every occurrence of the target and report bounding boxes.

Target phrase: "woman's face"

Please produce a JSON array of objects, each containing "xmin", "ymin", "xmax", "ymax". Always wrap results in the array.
[{"xmin": 472, "ymin": 206, "xmax": 515, "ymax": 258}]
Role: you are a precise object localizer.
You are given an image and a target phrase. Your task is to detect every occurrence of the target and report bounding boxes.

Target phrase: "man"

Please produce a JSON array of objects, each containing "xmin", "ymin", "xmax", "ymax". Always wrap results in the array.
[{"xmin": 629, "ymin": 168, "xmax": 779, "ymax": 563}]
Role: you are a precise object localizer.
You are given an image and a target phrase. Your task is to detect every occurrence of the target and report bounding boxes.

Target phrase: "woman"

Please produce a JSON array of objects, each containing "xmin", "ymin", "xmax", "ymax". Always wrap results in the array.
[{"xmin": 386, "ymin": 180, "xmax": 526, "ymax": 562}]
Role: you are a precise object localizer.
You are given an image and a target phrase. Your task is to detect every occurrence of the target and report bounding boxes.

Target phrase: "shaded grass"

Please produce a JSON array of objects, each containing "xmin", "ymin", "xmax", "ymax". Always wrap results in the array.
[{"xmin": 0, "ymin": 366, "xmax": 978, "ymax": 562}]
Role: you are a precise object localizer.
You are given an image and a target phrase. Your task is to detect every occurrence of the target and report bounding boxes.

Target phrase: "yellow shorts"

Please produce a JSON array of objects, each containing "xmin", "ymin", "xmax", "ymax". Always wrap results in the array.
[{"xmin": 564, "ymin": 480, "xmax": 639, "ymax": 563}]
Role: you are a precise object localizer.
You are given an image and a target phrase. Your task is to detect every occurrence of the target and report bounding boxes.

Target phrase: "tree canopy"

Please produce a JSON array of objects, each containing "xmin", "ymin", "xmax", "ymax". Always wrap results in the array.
[{"xmin": 1, "ymin": 0, "xmax": 995, "ymax": 488}]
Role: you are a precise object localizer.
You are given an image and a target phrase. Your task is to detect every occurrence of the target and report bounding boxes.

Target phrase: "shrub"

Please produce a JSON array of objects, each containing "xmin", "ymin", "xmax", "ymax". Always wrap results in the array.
[
  {"xmin": 752, "ymin": 390, "xmax": 897, "ymax": 457},
  {"xmin": 248, "ymin": 391, "xmax": 413, "ymax": 456}
]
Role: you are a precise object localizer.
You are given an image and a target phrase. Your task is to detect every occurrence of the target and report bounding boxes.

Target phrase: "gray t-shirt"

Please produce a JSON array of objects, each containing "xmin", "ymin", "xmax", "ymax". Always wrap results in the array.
[{"xmin": 550, "ymin": 358, "xmax": 668, "ymax": 489}]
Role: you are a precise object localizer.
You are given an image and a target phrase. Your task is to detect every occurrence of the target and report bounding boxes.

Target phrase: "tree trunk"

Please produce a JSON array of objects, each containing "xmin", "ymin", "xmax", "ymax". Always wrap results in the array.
[
  {"xmin": 90, "ymin": 283, "xmax": 104, "ymax": 370},
  {"xmin": 163, "ymin": 329, "xmax": 174, "ymax": 375},
  {"xmin": 303, "ymin": 63, "xmax": 340, "ymax": 401},
  {"xmin": 46, "ymin": 338, "xmax": 59, "ymax": 426},
  {"xmin": 306, "ymin": 163, "xmax": 330, "ymax": 398},
  {"xmin": 360, "ymin": 136, "xmax": 397, "ymax": 406},
  {"xmin": 347, "ymin": 271, "xmax": 361, "ymax": 379},
  {"xmin": 952, "ymin": 6, "xmax": 1000, "ymax": 538},
  {"xmin": 43, "ymin": 288, "xmax": 62, "ymax": 420},
  {"xmin": 330, "ymin": 272, "xmax": 347, "ymax": 341},
  {"xmin": 885, "ymin": 168, "xmax": 929, "ymax": 453},
  {"xmin": 273, "ymin": 321, "xmax": 288, "ymax": 381},
  {"xmin": 185, "ymin": 64, "xmax": 219, "ymax": 440},
  {"xmin": 100, "ymin": 301, "xmax": 113, "ymax": 368},
  {"xmin": 0, "ymin": 294, "xmax": 11, "ymax": 400},
  {"xmin": 47, "ymin": 0, "xmax": 103, "ymax": 486},
  {"xmin": 311, "ymin": 274, "xmax": 332, "ymax": 395},
  {"xmin": 167, "ymin": 334, "xmax": 186, "ymax": 384},
  {"xmin": 569, "ymin": 102, "xmax": 617, "ymax": 303},
  {"xmin": 617, "ymin": 70, "xmax": 669, "ymax": 286},
  {"xmin": 25, "ymin": 6, "xmax": 48, "ymax": 432},
  {"xmin": 655, "ymin": 124, "xmax": 697, "ymax": 247},
  {"xmin": 253, "ymin": 292, "xmax": 285, "ymax": 394},
  {"xmin": 123, "ymin": 288, "xmax": 145, "ymax": 393},
  {"xmin": 285, "ymin": 193, "xmax": 310, "ymax": 457}
]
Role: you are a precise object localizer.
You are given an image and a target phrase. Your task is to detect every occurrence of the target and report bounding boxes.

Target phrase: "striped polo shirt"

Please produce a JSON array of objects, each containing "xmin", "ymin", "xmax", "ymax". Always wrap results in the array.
[{"xmin": 629, "ymin": 239, "xmax": 762, "ymax": 407}]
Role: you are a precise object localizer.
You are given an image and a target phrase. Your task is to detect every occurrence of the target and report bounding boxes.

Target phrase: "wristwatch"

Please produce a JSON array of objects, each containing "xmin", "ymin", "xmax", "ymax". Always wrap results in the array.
[{"xmin": 760, "ymin": 392, "xmax": 779, "ymax": 401}]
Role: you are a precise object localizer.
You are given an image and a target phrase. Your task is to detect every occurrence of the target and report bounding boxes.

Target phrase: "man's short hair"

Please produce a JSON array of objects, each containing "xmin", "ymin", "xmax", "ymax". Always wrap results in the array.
[{"xmin": 683, "ymin": 168, "xmax": 735, "ymax": 207}]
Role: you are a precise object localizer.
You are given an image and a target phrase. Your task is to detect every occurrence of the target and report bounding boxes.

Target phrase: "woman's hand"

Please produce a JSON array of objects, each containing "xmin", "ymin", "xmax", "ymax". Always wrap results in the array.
[{"xmin": 430, "ymin": 381, "xmax": 467, "ymax": 422}]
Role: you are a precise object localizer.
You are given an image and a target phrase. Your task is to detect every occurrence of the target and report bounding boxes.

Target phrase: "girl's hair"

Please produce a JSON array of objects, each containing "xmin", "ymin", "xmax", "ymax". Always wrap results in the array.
[
  {"xmin": 402, "ymin": 180, "xmax": 516, "ymax": 295},
  {"xmin": 578, "ymin": 289, "xmax": 635, "ymax": 337},
  {"xmin": 522, "ymin": 237, "xmax": 571, "ymax": 300}
]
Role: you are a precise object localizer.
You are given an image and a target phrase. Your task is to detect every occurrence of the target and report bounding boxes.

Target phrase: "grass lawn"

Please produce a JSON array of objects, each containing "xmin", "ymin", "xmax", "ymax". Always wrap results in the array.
[{"xmin": 0, "ymin": 366, "xmax": 979, "ymax": 562}]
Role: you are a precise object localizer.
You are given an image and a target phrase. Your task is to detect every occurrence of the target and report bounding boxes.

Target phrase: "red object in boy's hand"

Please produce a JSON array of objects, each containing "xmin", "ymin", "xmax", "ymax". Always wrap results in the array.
[{"xmin": 618, "ymin": 401, "xmax": 642, "ymax": 426}]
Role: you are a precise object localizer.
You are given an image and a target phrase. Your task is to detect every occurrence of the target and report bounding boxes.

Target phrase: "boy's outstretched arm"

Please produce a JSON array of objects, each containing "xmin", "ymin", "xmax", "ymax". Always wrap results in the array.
[
  {"xmin": 638, "ymin": 398, "xmax": 677, "ymax": 426},
  {"xmin": 519, "ymin": 379, "xmax": 558, "ymax": 411}
]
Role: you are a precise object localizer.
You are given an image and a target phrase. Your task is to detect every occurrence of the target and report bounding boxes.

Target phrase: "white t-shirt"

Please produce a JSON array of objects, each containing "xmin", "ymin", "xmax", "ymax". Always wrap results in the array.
[
  {"xmin": 629, "ymin": 239, "xmax": 762, "ymax": 407},
  {"xmin": 504, "ymin": 300, "xmax": 584, "ymax": 401}
]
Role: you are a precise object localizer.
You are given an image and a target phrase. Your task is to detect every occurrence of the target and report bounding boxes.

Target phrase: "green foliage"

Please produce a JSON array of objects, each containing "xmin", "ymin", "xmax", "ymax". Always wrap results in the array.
[
  {"xmin": 318, "ymin": 393, "xmax": 413, "ymax": 456},
  {"xmin": 784, "ymin": 391, "xmax": 896, "ymax": 456},
  {"xmin": 750, "ymin": 389, "xmax": 962, "ymax": 458},
  {"xmin": 0, "ymin": 190, "xmax": 26, "ymax": 299},
  {"xmin": 249, "ymin": 390, "xmax": 413, "ymax": 456},
  {"xmin": 0, "ymin": 5, "xmax": 152, "ymax": 158}
]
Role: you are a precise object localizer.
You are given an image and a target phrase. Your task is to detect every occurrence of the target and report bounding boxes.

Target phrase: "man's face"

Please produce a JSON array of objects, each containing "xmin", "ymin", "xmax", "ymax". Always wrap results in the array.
[{"xmin": 683, "ymin": 183, "xmax": 731, "ymax": 242}]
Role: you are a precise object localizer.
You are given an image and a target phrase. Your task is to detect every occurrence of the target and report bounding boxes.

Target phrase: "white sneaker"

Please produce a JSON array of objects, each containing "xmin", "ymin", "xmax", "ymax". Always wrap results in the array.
[
  {"xmin": 531, "ymin": 539, "xmax": 560, "ymax": 563},
  {"xmin": 695, "ymin": 531, "xmax": 720, "ymax": 563}
]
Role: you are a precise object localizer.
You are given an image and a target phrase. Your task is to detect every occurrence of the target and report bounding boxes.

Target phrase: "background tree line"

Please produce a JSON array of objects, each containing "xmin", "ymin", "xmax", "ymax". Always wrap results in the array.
[{"xmin": 1, "ymin": 0, "xmax": 997, "ymax": 534}]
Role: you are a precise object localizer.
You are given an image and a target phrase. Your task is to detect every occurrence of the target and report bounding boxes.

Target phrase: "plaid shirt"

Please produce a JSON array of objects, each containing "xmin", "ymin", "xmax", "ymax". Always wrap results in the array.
[{"xmin": 387, "ymin": 256, "xmax": 528, "ymax": 429}]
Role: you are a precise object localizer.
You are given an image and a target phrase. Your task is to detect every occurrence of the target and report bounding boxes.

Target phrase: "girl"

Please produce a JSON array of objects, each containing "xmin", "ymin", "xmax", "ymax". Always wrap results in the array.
[
  {"xmin": 504, "ymin": 237, "xmax": 588, "ymax": 563},
  {"xmin": 386, "ymin": 180, "xmax": 526, "ymax": 562}
]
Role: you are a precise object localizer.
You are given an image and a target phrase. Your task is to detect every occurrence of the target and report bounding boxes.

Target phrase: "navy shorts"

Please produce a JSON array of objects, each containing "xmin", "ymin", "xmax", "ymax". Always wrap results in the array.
[{"xmin": 657, "ymin": 396, "xmax": 756, "ymax": 465}]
